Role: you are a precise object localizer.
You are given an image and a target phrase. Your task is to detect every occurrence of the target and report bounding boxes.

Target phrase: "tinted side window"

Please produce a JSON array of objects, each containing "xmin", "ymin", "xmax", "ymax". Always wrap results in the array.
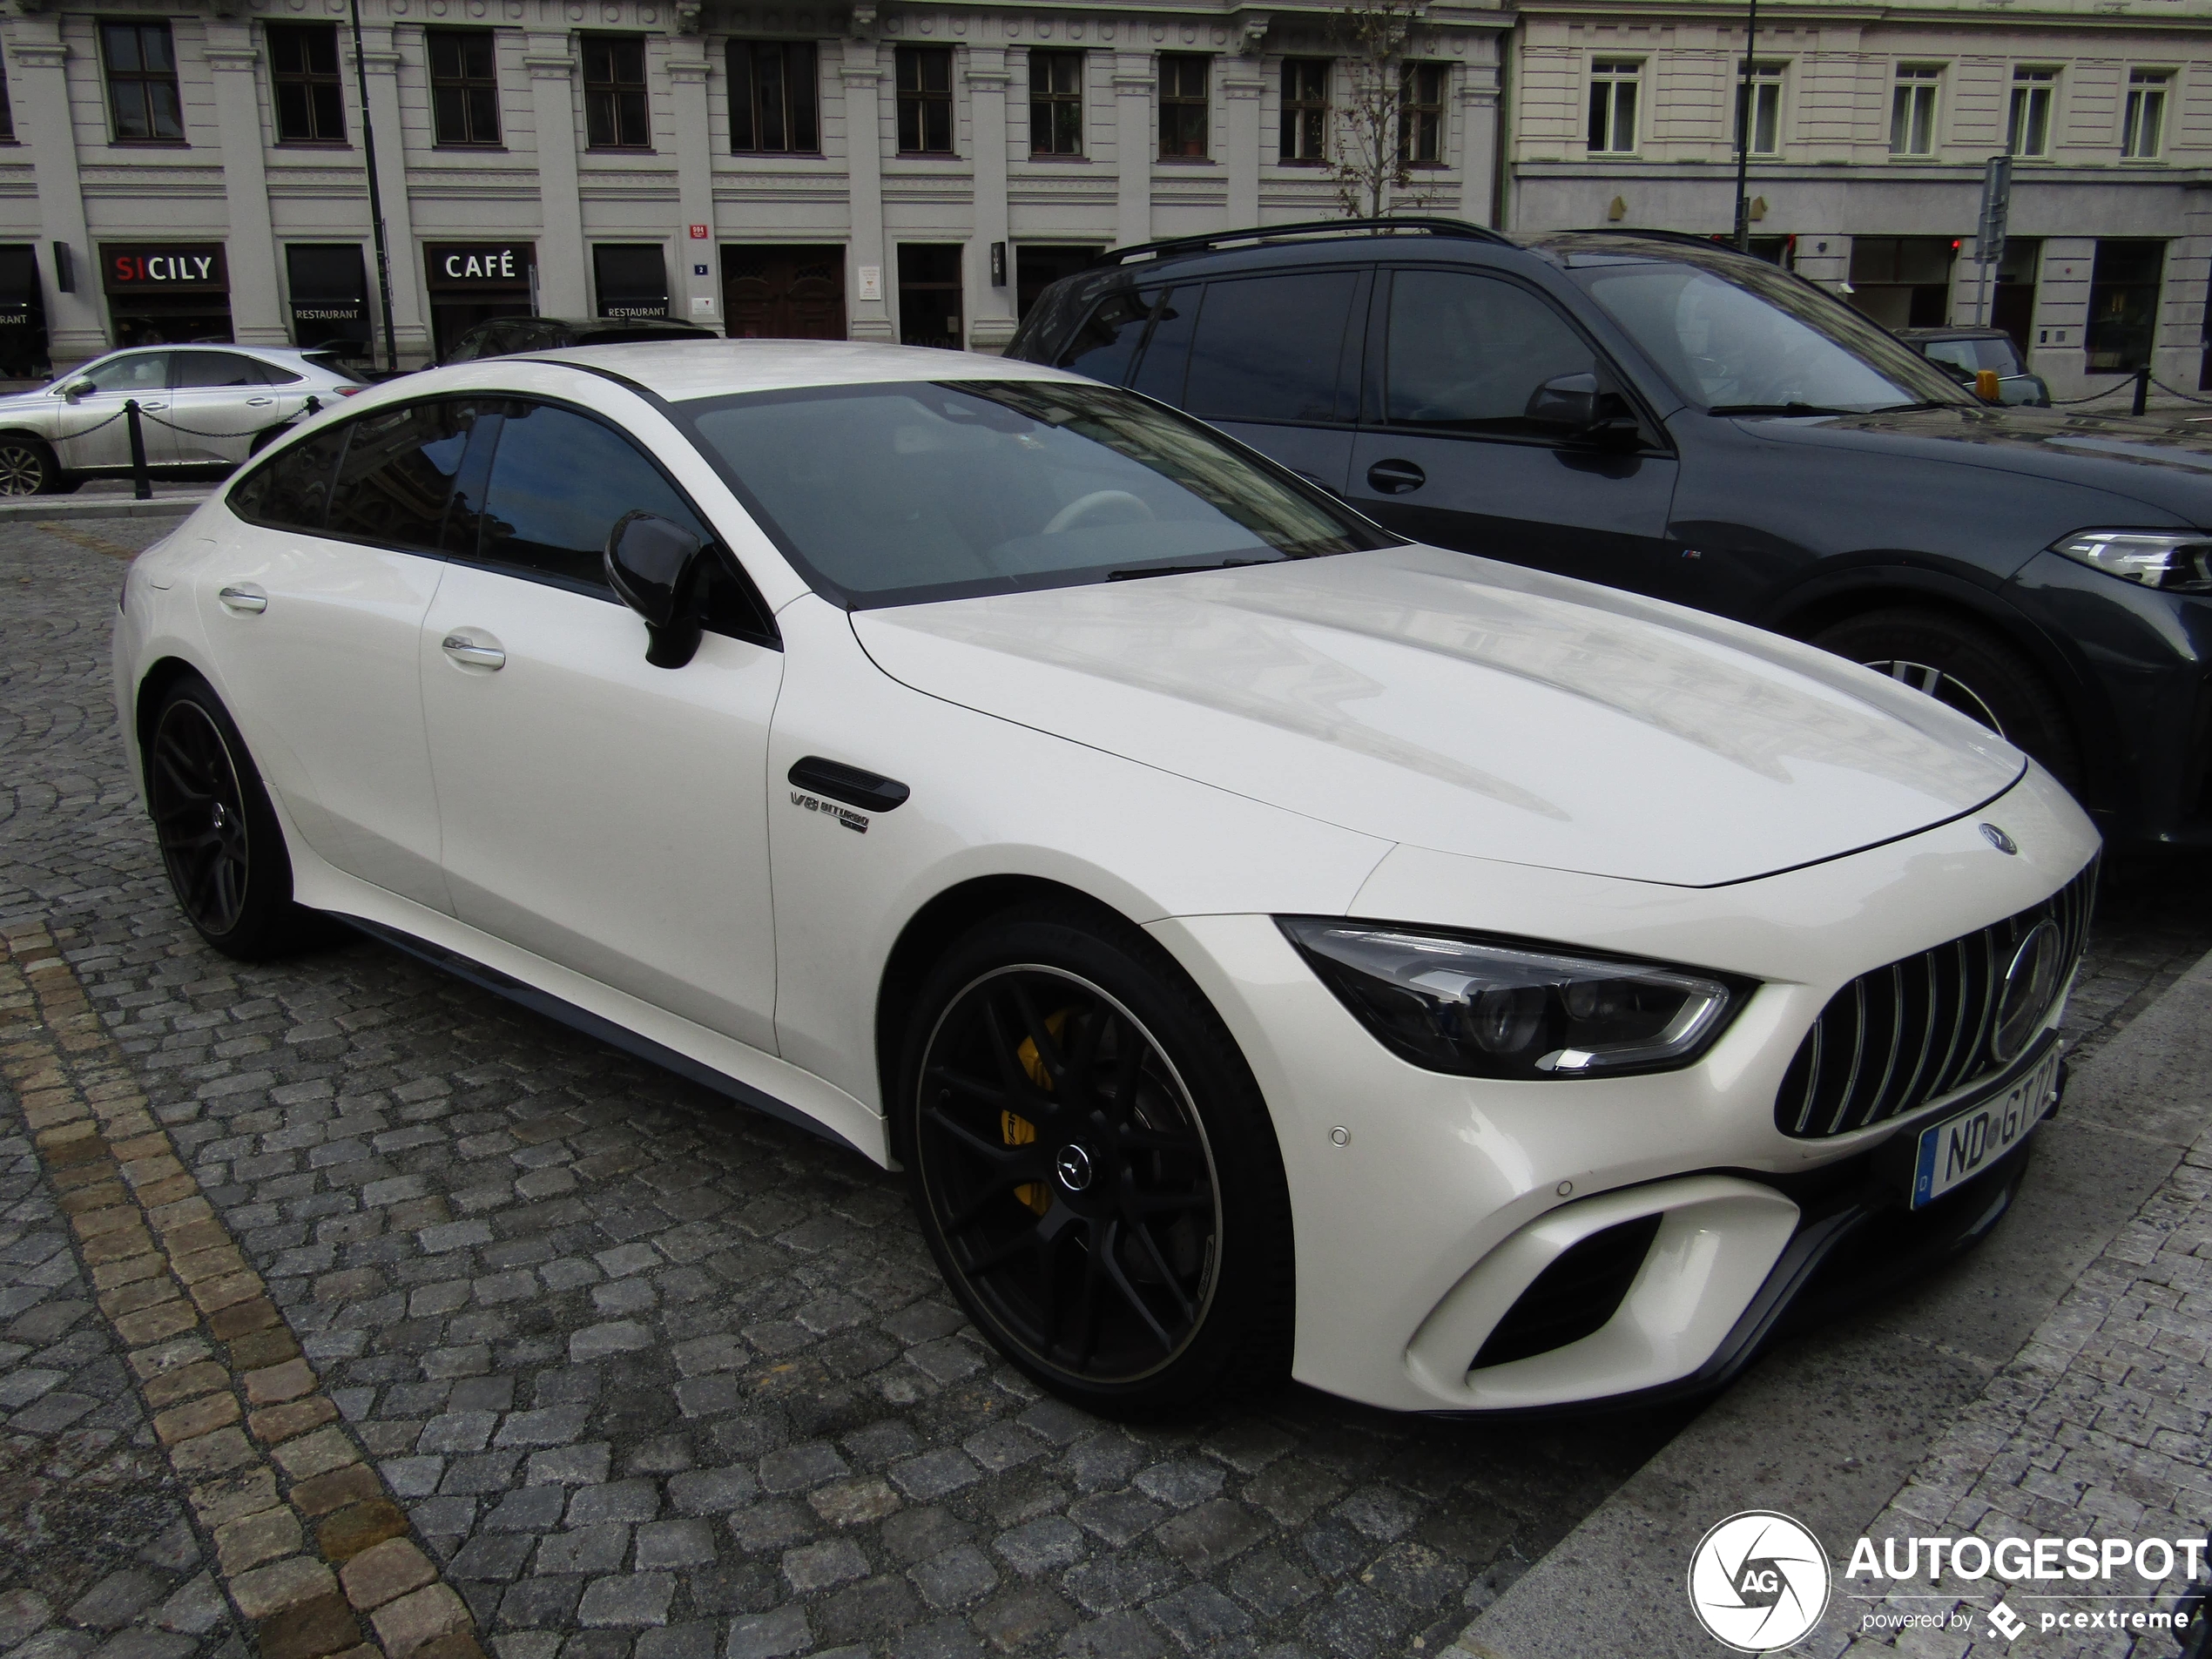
[
  {"xmin": 1383, "ymin": 271, "xmax": 1595, "ymax": 434},
  {"xmin": 1127, "ymin": 287, "xmax": 1194, "ymax": 403},
  {"xmin": 1184, "ymin": 272, "xmax": 1359, "ymax": 423},
  {"xmin": 172, "ymin": 351, "xmax": 263, "ymax": 388},
  {"xmin": 1055, "ymin": 287, "xmax": 1159, "ymax": 386},
  {"xmin": 81, "ymin": 352, "xmax": 169, "ymax": 393},
  {"xmin": 324, "ymin": 401, "xmax": 479, "ymax": 553},
  {"xmin": 472, "ymin": 402, "xmax": 705, "ymax": 591},
  {"xmin": 229, "ymin": 421, "xmax": 349, "ymax": 530}
]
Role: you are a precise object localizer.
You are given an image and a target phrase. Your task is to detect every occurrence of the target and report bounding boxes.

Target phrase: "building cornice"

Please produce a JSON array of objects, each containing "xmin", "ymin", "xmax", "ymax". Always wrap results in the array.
[{"xmin": 1524, "ymin": 0, "xmax": 2211, "ymax": 30}]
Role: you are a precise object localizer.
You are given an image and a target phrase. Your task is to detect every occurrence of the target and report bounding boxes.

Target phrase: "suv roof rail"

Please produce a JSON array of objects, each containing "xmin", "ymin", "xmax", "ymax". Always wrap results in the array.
[
  {"xmin": 1100, "ymin": 216, "xmax": 1514, "ymax": 266},
  {"xmin": 1556, "ymin": 227, "xmax": 1776, "ymax": 257}
]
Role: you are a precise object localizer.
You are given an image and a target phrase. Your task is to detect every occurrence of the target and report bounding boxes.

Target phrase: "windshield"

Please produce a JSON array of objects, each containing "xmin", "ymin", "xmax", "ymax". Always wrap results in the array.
[
  {"xmin": 1572, "ymin": 260, "xmax": 1971, "ymax": 414},
  {"xmin": 678, "ymin": 379, "xmax": 1394, "ymax": 607},
  {"xmin": 300, "ymin": 352, "xmax": 369, "ymax": 383}
]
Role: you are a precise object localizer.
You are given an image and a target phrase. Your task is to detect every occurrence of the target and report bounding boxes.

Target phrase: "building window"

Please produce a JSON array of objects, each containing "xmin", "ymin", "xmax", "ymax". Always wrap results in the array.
[
  {"xmin": 728, "ymin": 41, "xmax": 817, "ymax": 153},
  {"xmin": 1890, "ymin": 64, "xmax": 1940, "ymax": 156},
  {"xmin": 1399, "ymin": 62, "xmax": 1445, "ymax": 164},
  {"xmin": 1029, "ymin": 50, "xmax": 1083, "ymax": 156},
  {"xmin": 1587, "ymin": 59, "xmax": 1638, "ymax": 154},
  {"xmin": 268, "ymin": 24, "xmax": 346, "ymax": 144},
  {"xmin": 1735, "ymin": 60, "xmax": 1783, "ymax": 156},
  {"xmin": 1280, "ymin": 57, "xmax": 1328, "ymax": 162},
  {"xmin": 895, "ymin": 46, "xmax": 954, "ymax": 154},
  {"xmin": 0, "ymin": 56, "xmax": 14, "ymax": 143},
  {"xmin": 2086, "ymin": 239, "xmax": 2163, "ymax": 370},
  {"xmin": 1159, "ymin": 54, "xmax": 1209, "ymax": 158},
  {"xmin": 101, "ymin": 22, "xmax": 185, "ymax": 143},
  {"xmin": 2007, "ymin": 67, "xmax": 2054, "ymax": 158},
  {"xmin": 583, "ymin": 35, "xmax": 650, "ymax": 149},
  {"xmin": 428, "ymin": 30, "xmax": 501, "ymax": 146},
  {"xmin": 2121, "ymin": 70, "xmax": 2169, "ymax": 159}
]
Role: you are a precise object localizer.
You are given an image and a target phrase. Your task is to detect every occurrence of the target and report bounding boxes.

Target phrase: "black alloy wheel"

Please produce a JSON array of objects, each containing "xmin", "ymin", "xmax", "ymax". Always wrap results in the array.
[
  {"xmin": 1811, "ymin": 607, "xmax": 2083, "ymax": 793},
  {"xmin": 900, "ymin": 907, "xmax": 1294, "ymax": 1416},
  {"xmin": 0, "ymin": 435, "xmax": 57, "ymax": 496},
  {"xmin": 145, "ymin": 678, "xmax": 312, "ymax": 959}
]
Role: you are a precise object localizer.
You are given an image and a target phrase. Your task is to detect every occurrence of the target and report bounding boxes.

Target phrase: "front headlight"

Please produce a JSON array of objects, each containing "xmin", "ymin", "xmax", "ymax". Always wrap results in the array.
[
  {"xmin": 1277, "ymin": 918, "xmax": 1753, "ymax": 1080},
  {"xmin": 2051, "ymin": 529, "xmax": 2212, "ymax": 593}
]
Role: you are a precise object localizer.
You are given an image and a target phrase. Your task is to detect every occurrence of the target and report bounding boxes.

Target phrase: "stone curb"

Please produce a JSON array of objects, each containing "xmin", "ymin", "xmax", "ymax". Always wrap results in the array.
[
  {"xmin": 1, "ymin": 922, "xmax": 489, "ymax": 1659},
  {"xmin": 0, "ymin": 494, "xmax": 208, "ymax": 521}
]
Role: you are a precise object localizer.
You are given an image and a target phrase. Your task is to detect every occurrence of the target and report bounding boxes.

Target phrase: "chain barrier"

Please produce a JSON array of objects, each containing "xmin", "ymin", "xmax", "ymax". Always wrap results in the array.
[{"xmin": 2150, "ymin": 376, "xmax": 2212, "ymax": 409}]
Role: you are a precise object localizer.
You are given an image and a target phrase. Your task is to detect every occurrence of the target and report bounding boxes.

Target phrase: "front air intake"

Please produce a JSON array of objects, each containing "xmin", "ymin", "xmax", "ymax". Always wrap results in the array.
[
  {"xmin": 1773, "ymin": 858, "xmax": 2096, "ymax": 1141},
  {"xmin": 1470, "ymin": 1214, "xmax": 1662, "ymax": 1370}
]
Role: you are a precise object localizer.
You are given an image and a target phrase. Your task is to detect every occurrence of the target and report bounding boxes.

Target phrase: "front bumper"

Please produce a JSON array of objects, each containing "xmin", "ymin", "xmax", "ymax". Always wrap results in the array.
[{"xmin": 1148, "ymin": 764, "xmax": 2099, "ymax": 1413}]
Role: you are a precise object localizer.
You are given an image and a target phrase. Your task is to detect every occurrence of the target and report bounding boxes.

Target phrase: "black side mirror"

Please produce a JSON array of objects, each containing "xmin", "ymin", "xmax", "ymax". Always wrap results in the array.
[
  {"xmin": 607, "ymin": 511, "xmax": 707, "ymax": 670},
  {"xmin": 1527, "ymin": 372, "xmax": 1640, "ymax": 443}
]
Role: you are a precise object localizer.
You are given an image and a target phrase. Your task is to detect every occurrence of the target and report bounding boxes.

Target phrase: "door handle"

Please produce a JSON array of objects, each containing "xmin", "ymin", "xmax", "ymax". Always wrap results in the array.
[
  {"xmin": 217, "ymin": 584, "xmax": 267, "ymax": 614},
  {"xmin": 442, "ymin": 634, "xmax": 506, "ymax": 670},
  {"xmin": 1365, "ymin": 459, "xmax": 1426, "ymax": 495},
  {"xmin": 246, "ymin": 397, "xmax": 274, "ymax": 407}
]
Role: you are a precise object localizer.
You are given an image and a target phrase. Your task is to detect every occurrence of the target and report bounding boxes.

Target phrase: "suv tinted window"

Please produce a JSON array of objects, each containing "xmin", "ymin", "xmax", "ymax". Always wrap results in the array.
[
  {"xmin": 1128, "ymin": 288, "xmax": 1195, "ymax": 402},
  {"xmin": 1384, "ymin": 271, "xmax": 1595, "ymax": 434},
  {"xmin": 1056, "ymin": 288, "xmax": 1160, "ymax": 385},
  {"xmin": 79, "ymin": 352, "xmax": 168, "ymax": 394},
  {"xmin": 324, "ymin": 401, "xmax": 480, "ymax": 553},
  {"xmin": 171, "ymin": 350, "xmax": 266, "ymax": 388},
  {"xmin": 472, "ymin": 401, "xmax": 706, "ymax": 591},
  {"xmin": 1185, "ymin": 272, "xmax": 1359, "ymax": 423},
  {"xmin": 229, "ymin": 421, "xmax": 349, "ymax": 530}
]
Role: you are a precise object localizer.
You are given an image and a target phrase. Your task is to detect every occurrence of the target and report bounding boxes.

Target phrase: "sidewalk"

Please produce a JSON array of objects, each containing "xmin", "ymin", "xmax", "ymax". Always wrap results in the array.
[{"xmin": 1446, "ymin": 947, "xmax": 2212, "ymax": 1659}]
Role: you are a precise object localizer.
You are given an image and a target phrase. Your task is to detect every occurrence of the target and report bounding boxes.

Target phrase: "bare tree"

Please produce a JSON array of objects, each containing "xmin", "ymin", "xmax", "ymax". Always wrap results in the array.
[{"xmin": 1326, "ymin": 0, "xmax": 1438, "ymax": 219}]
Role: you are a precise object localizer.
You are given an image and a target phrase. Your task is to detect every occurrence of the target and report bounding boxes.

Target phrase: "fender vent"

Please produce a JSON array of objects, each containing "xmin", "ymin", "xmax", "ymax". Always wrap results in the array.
[{"xmin": 1471, "ymin": 1214, "xmax": 1662, "ymax": 1371}]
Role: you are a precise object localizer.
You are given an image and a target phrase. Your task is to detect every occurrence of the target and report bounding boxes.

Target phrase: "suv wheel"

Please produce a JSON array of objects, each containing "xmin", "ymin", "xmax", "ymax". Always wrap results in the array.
[
  {"xmin": 1811, "ymin": 608, "xmax": 2082, "ymax": 791},
  {"xmin": 896, "ymin": 904, "xmax": 1295, "ymax": 1418},
  {"xmin": 0, "ymin": 435, "xmax": 59, "ymax": 496}
]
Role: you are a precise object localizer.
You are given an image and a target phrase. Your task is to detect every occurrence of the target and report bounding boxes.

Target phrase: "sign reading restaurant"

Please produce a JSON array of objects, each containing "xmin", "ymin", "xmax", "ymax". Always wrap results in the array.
[{"xmin": 101, "ymin": 243, "xmax": 228, "ymax": 293}]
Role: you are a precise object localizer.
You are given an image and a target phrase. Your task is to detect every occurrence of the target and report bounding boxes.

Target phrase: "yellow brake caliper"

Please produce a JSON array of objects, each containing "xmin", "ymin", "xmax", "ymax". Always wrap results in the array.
[{"xmin": 1004, "ymin": 1009, "xmax": 1069, "ymax": 1217}]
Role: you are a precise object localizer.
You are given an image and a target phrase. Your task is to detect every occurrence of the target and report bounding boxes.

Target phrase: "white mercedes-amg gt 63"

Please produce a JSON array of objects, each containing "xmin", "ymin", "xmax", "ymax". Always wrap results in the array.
[{"xmin": 115, "ymin": 341, "xmax": 2099, "ymax": 1418}]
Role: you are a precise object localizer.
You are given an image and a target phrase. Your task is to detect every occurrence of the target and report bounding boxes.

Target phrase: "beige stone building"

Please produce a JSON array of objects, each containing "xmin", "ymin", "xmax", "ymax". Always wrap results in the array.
[{"xmin": 1501, "ymin": 0, "xmax": 2212, "ymax": 400}]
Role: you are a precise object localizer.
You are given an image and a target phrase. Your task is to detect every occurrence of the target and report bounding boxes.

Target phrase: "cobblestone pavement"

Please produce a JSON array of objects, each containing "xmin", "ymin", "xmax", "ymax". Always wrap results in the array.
[
  {"xmin": 3, "ymin": 517, "xmax": 2208, "ymax": 1659},
  {"xmin": 1818, "ymin": 1095, "xmax": 2212, "ymax": 1658}
]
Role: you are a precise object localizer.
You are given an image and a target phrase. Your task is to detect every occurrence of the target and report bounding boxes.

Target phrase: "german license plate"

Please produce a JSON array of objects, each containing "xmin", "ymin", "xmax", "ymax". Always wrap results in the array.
[{"xmin": 1909, "ymin": 1045, "xmax": 2061, "ymax": 1209}]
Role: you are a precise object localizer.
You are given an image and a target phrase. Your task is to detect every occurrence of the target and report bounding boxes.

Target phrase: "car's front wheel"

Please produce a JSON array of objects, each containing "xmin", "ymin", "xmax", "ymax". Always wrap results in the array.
[
  {"xmin": 897, "ymin": 905, "xmax": 1295, "ymax": 1418},
  {"xmin": 0, "ymin": 434, "xmax": 60, "ymax": 496},
  {"xmin": 1811, "ymin": 607, "xmax": 2082, "ymax": 792},
  {"xmin": 144, "ymin": 674, "xmax": 315, "ymax": 959}
]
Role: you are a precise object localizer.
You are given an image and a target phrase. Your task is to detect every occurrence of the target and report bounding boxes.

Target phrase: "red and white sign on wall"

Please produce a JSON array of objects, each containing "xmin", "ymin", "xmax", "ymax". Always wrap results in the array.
[{"xmin": 690, "ymin": 225, "xmax": 710, "ymax": 239}]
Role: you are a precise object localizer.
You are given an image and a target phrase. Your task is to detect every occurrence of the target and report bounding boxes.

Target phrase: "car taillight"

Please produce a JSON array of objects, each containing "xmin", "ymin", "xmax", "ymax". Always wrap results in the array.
[{"xmin": 334, "ymin": 386, "xmax": 363, "ymax": 396}]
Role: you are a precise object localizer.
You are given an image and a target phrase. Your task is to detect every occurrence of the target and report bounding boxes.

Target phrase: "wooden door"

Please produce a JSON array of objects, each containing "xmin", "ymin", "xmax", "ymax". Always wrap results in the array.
[{"xmin": 722, "ymin": 246, "xmax": 846, "ymax": 340}]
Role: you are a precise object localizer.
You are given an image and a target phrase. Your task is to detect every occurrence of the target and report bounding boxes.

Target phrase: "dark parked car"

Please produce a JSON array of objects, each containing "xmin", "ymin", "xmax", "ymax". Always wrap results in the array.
[
  {"xmin": 439, "ymin": 315, "xmax": 716, "ymax": 364},
  {"xmin": 1895, "ymin": 325, "xmax": 2052, "ymax": 407},
  {"xmin": 1008, "ymin": 220, "xmax": 2212, "ymax": 850}
]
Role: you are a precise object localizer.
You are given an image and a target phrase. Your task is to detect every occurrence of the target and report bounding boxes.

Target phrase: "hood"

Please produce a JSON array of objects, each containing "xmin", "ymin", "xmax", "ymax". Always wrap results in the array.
[
  {"xmin": 850, "ymin": 544, "xmax": 2026, "ymax": 888},
  {"xmin": 1740, "ymin": 404, "xmax": 2212, "ymax": 523}
]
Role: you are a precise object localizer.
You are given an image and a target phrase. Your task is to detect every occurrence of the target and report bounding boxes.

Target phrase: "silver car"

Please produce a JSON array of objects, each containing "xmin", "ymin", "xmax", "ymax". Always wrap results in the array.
[{"xmin": 0, "ymin": 344, "xmax": 366, "ymax": 496}]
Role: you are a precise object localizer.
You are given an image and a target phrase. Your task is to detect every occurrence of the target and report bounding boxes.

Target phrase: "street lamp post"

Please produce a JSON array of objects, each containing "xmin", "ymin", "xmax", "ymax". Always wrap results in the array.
[
  {"xmin": 1732, "ymin": 0, "xmax": 1759, "ymax": 252},
  {"xmin": 348, "ymin": 0, "xmax": 401, "ymax": 374}
]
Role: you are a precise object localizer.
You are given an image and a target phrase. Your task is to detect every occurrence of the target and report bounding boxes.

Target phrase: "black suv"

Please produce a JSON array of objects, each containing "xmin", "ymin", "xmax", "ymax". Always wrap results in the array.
[{"xmin": 1008, "ymin": 220, "xmax": 2212, "ymax": 850}]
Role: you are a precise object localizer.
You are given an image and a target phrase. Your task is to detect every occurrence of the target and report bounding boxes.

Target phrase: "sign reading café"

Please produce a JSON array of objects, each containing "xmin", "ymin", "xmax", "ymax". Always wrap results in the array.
[{"xmin": 426, "ymin": 243, "xmax": 535, "ymax": 289}]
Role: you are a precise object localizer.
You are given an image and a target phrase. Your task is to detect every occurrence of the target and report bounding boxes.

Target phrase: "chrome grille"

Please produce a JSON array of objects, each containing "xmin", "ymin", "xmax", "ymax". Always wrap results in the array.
[{"xmin": 1775, "ymin": 859, "xmax": 2097, "ymax": 1140}]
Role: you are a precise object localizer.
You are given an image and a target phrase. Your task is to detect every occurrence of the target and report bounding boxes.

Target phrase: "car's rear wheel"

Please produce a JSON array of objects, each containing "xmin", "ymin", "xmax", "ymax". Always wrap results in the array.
[
  {"xmin": 0, "ymin": 435, "xmax": 59, "ymax": 496},
  {"xmin": 1811, "ymin": 608, "xmax": 2082, "ymax": 792},
  {"xmin": 144, "ymin": 675, "xmax": 314, "ymax": 959},
  {"xmin": 897, "ymin": 905, "xmax": 1294, "ymax": 1418}
]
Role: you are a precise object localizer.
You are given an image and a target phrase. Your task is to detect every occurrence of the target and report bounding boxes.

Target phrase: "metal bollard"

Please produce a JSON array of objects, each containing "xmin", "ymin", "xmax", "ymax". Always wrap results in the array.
[
  {"xmin": 2132, "ymin": 366, "xmax": 2149, "ymax": 418},
  {"xmin": 304, "ymin": 395, "xmax": 320, "ymax": 416},
  {"xmin": 125, "ymin": 399, "xmax": 152, "ymax": 501}
]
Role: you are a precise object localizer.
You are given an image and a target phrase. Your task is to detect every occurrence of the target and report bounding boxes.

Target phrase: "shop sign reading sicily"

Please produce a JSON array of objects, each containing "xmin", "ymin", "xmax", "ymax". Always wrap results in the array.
[{"xmin": 1685, "ymin": 1509, "xmax": 2204, "ymax": 1651}]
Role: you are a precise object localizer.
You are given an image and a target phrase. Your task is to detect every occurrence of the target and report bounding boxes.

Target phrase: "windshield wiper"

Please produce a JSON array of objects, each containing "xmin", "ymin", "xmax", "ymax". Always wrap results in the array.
[
  {"xmin": 1706, "ymin": 402, "xmax": 1868, "ymax": 417},
  {"xmin": 1106, "ymin": 556, "xmax": 1278, "ymax": 581}
]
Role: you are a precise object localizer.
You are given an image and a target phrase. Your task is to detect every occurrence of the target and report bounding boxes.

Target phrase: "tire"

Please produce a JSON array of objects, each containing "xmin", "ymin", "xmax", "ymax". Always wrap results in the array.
[
  {"xmin": 247, "ymin": 423, "xmax": 291, "ymax": 456},
  {"xmin": 1811, "ymin": 607, "xmax": 2083, "ymax": 792},
  {"xmin": 143, "ymin": 675, "xmax": 316, "ymax": 960},
  {"xmin": 0, "ymin": 434, "xmax": 59, "ymax": 496},
  {"xmin": 895, "ymin": 903, "xmax": 1295, "ymax": 1419}
]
